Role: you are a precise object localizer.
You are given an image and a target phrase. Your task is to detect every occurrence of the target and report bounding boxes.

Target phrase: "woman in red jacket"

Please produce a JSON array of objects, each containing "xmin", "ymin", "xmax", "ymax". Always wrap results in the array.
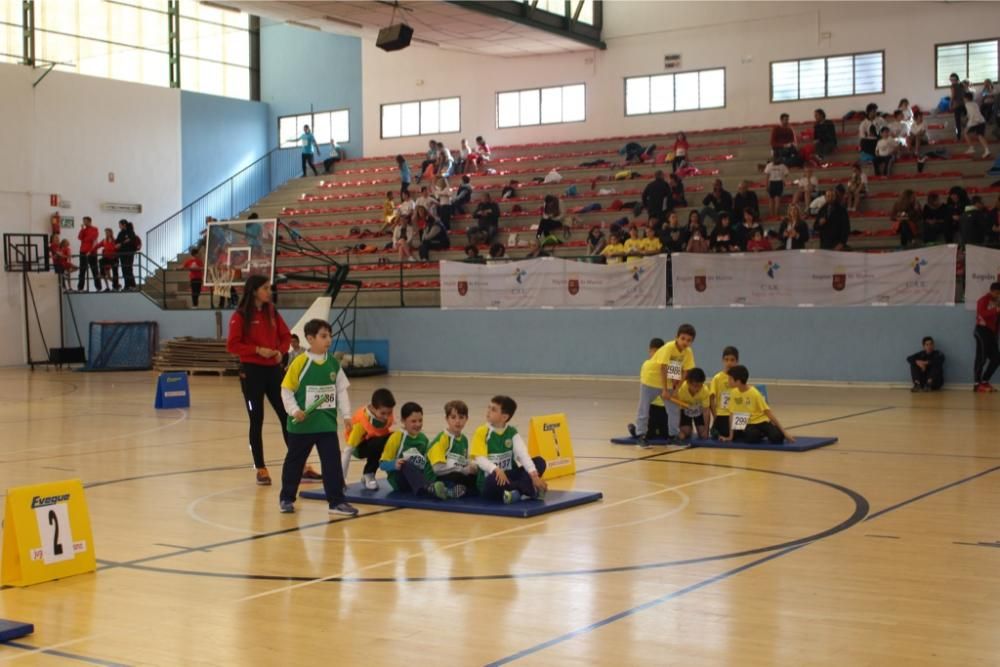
[{"xmin": 227, "ymin": 275, "xmax": 310, "ymax": 485}]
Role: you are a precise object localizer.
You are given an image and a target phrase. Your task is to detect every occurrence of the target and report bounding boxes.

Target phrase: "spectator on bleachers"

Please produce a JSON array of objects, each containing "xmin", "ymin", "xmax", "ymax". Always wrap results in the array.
[
  {"xmin": 323, "ymin": 139, "xmax": 344, "ymax": 174},
  {"xmin": 601, "ymin": 229, "xmax": 627, "ymax": 264},
  {"xmin": 488, "ymin": 242, "xmax": 506, "ymax": 260},
  {"xmin": 709, "ymin": 212, "xmax": 744, "ymax": 253},
  {"xmin": 949, "ymin": 73, "xmax": 966, "ymax": 140},
  {"xmin": 667, "ymin": 173, "xmax": 687, "ymax": 208},
  {"xmin": 380, "ymin": 191, "xmax": 396, "ymax": 233},
  {"xmin": 961, "ymin": 196, "xmax": 991, "ymax": 246},
  {"xmin": 700, "ymin": 179, "xmax": 733, "ymax": 225},
  {"xmin": 908, "ymin": 109, "xmax": 929, "ymax": 160},
  {"xmin": 845, "ymin": 163, "xmax": 868, "ymax": 212},
  {"xmin": 586, "ymin": 225, "xmax": 607, "ymax": 257},
  {"xmin": 395, "ymin": 188, "xmax": 415, "ymax": 221},
  {"xmin": 890, "ymin": 189, "xmax": 922, "ymax": 247},
  {"xmin": 671, "ymin": 132, "xmax": 689, "ymax": 173},
  {"xmin": 763, "ymin": 157, "xmax": 789, "ymax": 219},
  {"xmin": 501, "ymin": 180, "xmax": 518, "ymax": 200},
  {"xmin": 432, "ymin": 177, "xmax": 454, "ymax": 230},
  {"xmin": 642, "ymin": 224, "xmax": 663, "ymax": 256},
  {"xmin": 467, "ymin": 192, "xmax": 500, "ymax": 246},
  {"xmin": 888, "ymin": 110, "xmax": 910, "ymax": 151},
  {"xmin": 814, "ymin": 188, "xmax": 851, "ymax": 250},
  {"xmin": 457, "ymin": 138, "xmax": 475, "ymax": 174},
  {"xmin": 946, "ymin": 187, "xmax": 970, "ymax": 242},
  {"xmin": 660, "ymin": 212, "xmax": 686, "ymax": 253},
  {"xmin": 436, "ymin": 142, "xmax": 456, "ymax": 177},
  {"xmin": 897, "ymin": 98, "xmax": 914, "ymax": 126},
  {"xmin": 393, "ymin": 215, "xmax": 419, "ymax": 261},
  {"xmin": 418, "ymin": 215, "xmax": 450, "ymax": 261},
  {"xmin": 979, "ymin": 79, "xmax": 995, "ymax": 126},
  {"xmin": 475, "ymin": 136, "xmax": 492, "ymax": 166},
  {"xmin": 778, "ymin": 204, "xmax": 810, "ymax": 250},
  {"xmin": 813, "ymin": 109, "xmax": 838, "ymax": 159},
  {"xmin": 417, "ymin": 140, "xmax": 438, "ymax": 183},
  {"xmin": 963, "ymin": 92, "xmax": 992, "ymax": 159},
  {"xmin": 463, "ymin": 244, "xmax": 485, "ymax": 264},
  {"xmin": 293, "ymin": 124, "xmax": 319, "ymax": 177},
  {"xmin": 791, "ymin": 165, "xmax": 819, "ymax": 213},
  {"xmin": 874, "ymin": 127, "xmax": 899, "ymax": 176},
  {"xmin": 858, "ymin": 103, "xmax": 885, "ymax": 157},
  {"xmin": 770, "ymin": 113, "xmax": 798, "ymax": 162},
  {"xmin": 746, "ymin": 227, "xmax": 773, "ymax": 252},
  {"xmin": 453, "ymin": 175, "xmax": 473, "ymax": 214},
  {"xmin": 641, "ymin": 170, "xmax": 673, "ymax": 225},
  {"xmin": 623, "ymin": 225, "xmax": 645, "ymax": 262},
  {"xmin": 684, "ymin": 224, "xmax": 710, "ymax": 253},
  {"xmin": 922, "ymin": 192, "xmax": 951, "ymax": 243},
  {"xmin": 396, "ymin": 155, "xmax": 412, "ymax": 195},
  {"xmin": 734, "ymin": 180, "xmax": 760, "ymax": 223},
  {"xmin": 537, "ymin": 194, "xmax": 568, "ymax": 239},
  {"xmin": 416, "ymin": 186, "xmax": 436, "ymax": 221},
  {"xmin": 741, "ymin": 209, "xmax": 763, "ymax": 242}
]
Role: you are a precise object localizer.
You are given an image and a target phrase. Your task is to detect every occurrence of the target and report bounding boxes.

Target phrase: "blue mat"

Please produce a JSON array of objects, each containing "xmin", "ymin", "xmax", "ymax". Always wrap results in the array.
[
  {"xmin": 0, "ymin": 619, "xmax": 34, "ymax": 642},
  {"xmin": 300, "ymin": 483, "xmax": 603, "ymax": 518},
  {"xmin": 611, "ymin": 435, "xmax": 837, "ymax": 451}
]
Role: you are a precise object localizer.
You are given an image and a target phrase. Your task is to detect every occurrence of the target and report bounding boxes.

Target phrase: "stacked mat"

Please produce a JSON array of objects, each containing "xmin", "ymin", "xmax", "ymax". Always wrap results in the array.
[{"xmin": 153, "ymin": 337, "xmax": 239, "ymax": 375}]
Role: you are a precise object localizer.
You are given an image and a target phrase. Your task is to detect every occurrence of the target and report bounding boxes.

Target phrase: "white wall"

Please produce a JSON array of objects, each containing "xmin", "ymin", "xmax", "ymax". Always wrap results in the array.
[
  {"xmin": 361, "ymin": 1, "xmax": 999, "ymax": 155},
  {"xmin": 0, "ymin": 63, "xmax": 182, "ymax": 366}
]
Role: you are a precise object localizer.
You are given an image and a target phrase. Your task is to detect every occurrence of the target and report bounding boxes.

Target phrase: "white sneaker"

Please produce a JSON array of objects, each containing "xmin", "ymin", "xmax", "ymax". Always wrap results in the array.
[
  {"xmin": 983, "ymin": 150, "xmax": 992, "ymax": 159},
  {"xmin": 965, "ymin": 147, "xmax": 976, "ymax": 154},
  {"xmin": 363, "ymin": 473, "xmax": 379, "ymax": 490}
]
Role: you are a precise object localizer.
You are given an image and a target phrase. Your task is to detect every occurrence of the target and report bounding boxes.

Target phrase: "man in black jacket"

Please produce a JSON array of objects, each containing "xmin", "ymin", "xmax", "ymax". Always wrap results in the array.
[
  {"xmin": 814, "ymin": 187, "xmax": 851, "ymax": 250},
  {"xmin": 640, "ymin": 170, "xmax": 673, "ymax": 226},
  {"xmin": 813, "ymin": 108, "xmax": 838, "ymax": 159},
  {"xmin": 906, "ymin": 336, "xmax": 945, "ymax": 391},
  {"xmin": 466, "ymin": 193, "xmax": 501, "ymax": 246}
]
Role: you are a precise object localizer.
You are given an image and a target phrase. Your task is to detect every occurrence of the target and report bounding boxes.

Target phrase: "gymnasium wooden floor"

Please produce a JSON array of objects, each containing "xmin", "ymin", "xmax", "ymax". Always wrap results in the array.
[{"xmin": 1, "ymin": 368, "xmax": 999, "ymax": 666}]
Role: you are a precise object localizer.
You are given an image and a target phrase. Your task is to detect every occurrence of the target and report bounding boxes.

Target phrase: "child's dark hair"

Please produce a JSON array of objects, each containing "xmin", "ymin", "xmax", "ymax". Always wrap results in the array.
[
  {"xmin": 290, "ymin": 334, "xmax": 299, "ymax": 342},
  {"xmin": 922, "ymin": 336, "xmax": 934, "ymax": 345},
  {"xmin": 677, "ymin": 323, "xmax": 696, "ymax": 338},
  {"xmin": 371, "ymin": 388, "xmax": 396, "ymax": 409},
  {"xmin": 964, "ymin": 91, "xmax": 974, "ymax": 101},
  {"xmin": 400, "ymin": 402, "xmax": 423, "ymax": 419},
  {"xmin": 686, "ymin": 367, "xmax": 707, "ymax": 383},
  {"xmin": 727, "ymin": 365, "xmax": 750, "ymax": 384},
  {"xmin": 303, "ymin": 318, "xmax": 331, "ymax": 337},
  {"xmin": 492, "ymin": 395, "xmax": 517, "ymax": 419},
  {"xmin": 444, "ymin": 400, "xmax": 468, "ymax": 418},
  {"xmin": 649, "ymin": 337, "xmax": 665, "ymax": 349},
  {"xmin": 991, "ymin": 281, "xmax": 1000, "ymax": 292},
  {"xmin": 723, "ymin": 345, "xmax": 739, "ymax": 359}
]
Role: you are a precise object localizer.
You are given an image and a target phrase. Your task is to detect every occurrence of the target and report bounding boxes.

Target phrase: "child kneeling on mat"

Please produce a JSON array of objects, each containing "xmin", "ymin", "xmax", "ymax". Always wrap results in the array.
[
  {"xmin": 379, "ymin": 402, "xmax": 450, "ymax": 499},
  {"xmin": 717, "ymin": 365, "xmax": 795, "ymax": 445},
  {"xmin": 676, "ymin": 368, "xmax": 713, "ymax": 441},
  {"xmin": 709, "ymin": 346, "xmax": 740, "ymax": 437},
  {"xmin": 278, "ymin": 319, "xmax": 358, "ymax": 516},
  {"xmin": 342, "ymin": 388, "xmax": 396, "ymax": 490},
  {"xmin": 428, "ymin": 400, "xmax": 477, "ymax": 498},
  {"xmin": 471, "ymin": 396, "xmax": 548, "ymax": 504}
]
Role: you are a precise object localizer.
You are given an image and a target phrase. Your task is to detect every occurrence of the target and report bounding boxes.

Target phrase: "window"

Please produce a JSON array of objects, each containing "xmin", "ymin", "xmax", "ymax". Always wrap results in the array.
[
  {"xmin": 770, "ymin": 52, "xmax": 883, "ymax": 102},
  {"xmin": 0, "ymin": 1, "xmax": 23, "ymax": 64},
  {"xmin": 279, "ymin": 109, "xmax": 350, "ymax": 149},
  {"xmin": 624, "ymin": 69, "xmax": 724, "ymax": 116},
  {"xmin": 496, "ymin": 84, "xmax": 585, "ymax": 128},
  {"xmin": 380, "ymin": 96, "xmax": 460, "ymax": 139},
  {"xmin": 530, "ymin": 0, "xmax": 596, "ymax": 26},
  {"xmin": 935, "ymin": 39, "xmax": 999, "ymax": 87}
]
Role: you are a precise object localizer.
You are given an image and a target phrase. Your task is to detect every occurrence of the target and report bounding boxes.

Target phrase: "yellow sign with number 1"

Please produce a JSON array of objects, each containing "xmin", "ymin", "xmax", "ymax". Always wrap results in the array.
[
  {"xmin": 2, "ymin": 479, "xmax": 96, "ymax": 586},
  {"xmin": 527, "ymin": 413, "xmax": 577, "ymax": 480}
]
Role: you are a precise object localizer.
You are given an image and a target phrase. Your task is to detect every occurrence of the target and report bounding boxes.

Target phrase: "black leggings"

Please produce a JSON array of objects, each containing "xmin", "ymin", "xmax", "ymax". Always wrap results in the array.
[
  {"xmin": 910, "ymin": 361, "xmax": 944, "ymax": 389},
  {"xmin": 301, "ymin": 153, "xmax": 318, "ymax": 177},
  {"xmin": 239, "ymin": 363, "xmax": 289, "ymax": 468},
  {"xmin": 281, "ymin": 432, "xmax": 345, "ymax": 506},
  {"xmin": 481, "ymin": 458, "xmax": 547, "ymax": 501},
  {"xmin": 974, "ymin": 326, "xmax": 1000, "ymax": 384}
]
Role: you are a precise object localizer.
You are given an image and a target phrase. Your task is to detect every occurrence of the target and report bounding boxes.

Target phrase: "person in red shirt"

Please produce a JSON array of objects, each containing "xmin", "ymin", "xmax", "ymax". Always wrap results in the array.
[
  {"xmin": 98, "ymin": 227, "xmax": 119, "ymax": 291},
  {"xmin": 973, "ymin": 282, "xmax": 1000, "ymax": 392},
  {"xmin": 54, "ymin": 239, "xmax": 76, "ymax": 290},
  {"xmin": 76, "ymin": 216, "xmax": 102, "ymax": 292},
  {"xmin": 182, "ymin": 252, "xmax": 204, "ymax": 307},
  {"xmin": 227, "ymin": 275, "xmax": 321, "ymax": 485},
  {"xmin": 770, "ymin": 113, "xmax": 798, "ymax": 162}
]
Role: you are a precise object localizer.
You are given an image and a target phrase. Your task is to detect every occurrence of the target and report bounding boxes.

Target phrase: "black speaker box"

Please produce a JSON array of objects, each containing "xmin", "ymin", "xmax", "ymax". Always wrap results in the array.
[
  {"xmin": 49, "ymin": 347, "xmax": 86, "ymax": 364},
  {"xmin": 376, "ymin": 23, "xmax": 413, "ymax": 52}
]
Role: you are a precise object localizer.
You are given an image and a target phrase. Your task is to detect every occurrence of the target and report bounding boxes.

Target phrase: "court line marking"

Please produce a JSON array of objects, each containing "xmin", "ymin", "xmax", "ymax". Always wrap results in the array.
[
  {"xmin": 785, "ymin": 405, "xmax": 894, "ymax": 430},
  {"xmin": 235, "ymin": 470, "xmax": 741, "ymax": 603},
  {"xmin": 0, "ymin": 637, "xmax": 127, "ymax": 667},
  {"xmin": 486, "ymin": 462, "xmax": 1000, "ymax": 665}
]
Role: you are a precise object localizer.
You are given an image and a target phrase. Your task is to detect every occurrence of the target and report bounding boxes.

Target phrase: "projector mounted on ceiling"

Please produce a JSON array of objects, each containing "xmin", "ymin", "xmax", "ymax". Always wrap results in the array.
[{"xmin": 376, "ymin": 24, "xmax": 413, "ymax": 52}]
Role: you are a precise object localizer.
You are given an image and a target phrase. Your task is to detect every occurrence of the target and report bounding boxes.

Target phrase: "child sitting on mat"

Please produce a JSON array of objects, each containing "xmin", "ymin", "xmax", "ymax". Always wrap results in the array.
[
  {"xmin": 342, "ymin": 388, "xmax": 396, "ymax": 490},
  {"xmin": 428, "ymin": 400, "xmax": 477, "ymax": 498},
  {"xmin": 471, "ymin": 396, "xmax": 548, "ymax": 504},
  {"xmin": 717, "ymin": 365, "xmax": 795, "ymax": 445},
  {"xmin": 277, "ymin": 319, "xmax": 357, "ymax": 516},
  {"xmin": 379, "ymin": 402, "xmax": 450, "ymax": 499},
  {"xmin": 628, "ymin": 338, "xmax": 669, "ymax": 443},
  {"xmin": 709, "ymin": 346, "xmax": 740, "ymax": 438},
  {"xmin": 676, "ymin": 368, "xmax": 713, "ymax": 441},
  {"xmin": 634, "ymin": 324, "xmax": 697, "ymax": 446}
]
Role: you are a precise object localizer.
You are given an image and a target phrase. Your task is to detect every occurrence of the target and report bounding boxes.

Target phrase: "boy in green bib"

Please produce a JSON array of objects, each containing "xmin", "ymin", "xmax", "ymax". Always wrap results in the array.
[
  {"xmin": 379, "ymin": 402, "xmax": 449, "ymax": 499},
  {"xmin": 428, "ymin": 400, "xmax": 476, "ymax": 498},
  {"xmin": 278, "ymin": 319, "xmax": 358, "ymax": 516},
  {"xmin": 470, "ymin": 395, "xmax": 548, "ymax": 504}
]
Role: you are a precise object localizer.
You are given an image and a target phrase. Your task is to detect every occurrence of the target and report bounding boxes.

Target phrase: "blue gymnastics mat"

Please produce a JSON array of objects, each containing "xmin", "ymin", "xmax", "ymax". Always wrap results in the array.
[
  {"xmin": 301, "ymin": 483, "xmax": 603, "ymax": 518},
  {"xmin": 0, "ymin": 619, "xmax": 34, "ymax": 642},
  {"xmin": 610, "ymin": 435, "xmax": 837, "ymax": 451}
]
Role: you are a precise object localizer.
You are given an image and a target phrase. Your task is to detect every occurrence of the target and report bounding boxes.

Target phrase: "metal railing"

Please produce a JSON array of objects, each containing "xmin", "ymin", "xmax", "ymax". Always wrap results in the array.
[{"xmin": 145, "ymin": 147, "xmax": 304, "ymax": 269}]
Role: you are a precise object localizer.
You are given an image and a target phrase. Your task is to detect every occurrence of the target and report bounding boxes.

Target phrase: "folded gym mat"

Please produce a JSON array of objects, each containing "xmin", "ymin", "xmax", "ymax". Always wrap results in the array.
[
  {"xmin": 300, "ymin": 483, "xmax": 602, "ymax": 518},
  {"xmin": 610, "ymin": 435, "xmax": 837, "ymax": 451},
  {"xmin": 0, "ymin": 619, "xmax": 34, "ymax": 642}
]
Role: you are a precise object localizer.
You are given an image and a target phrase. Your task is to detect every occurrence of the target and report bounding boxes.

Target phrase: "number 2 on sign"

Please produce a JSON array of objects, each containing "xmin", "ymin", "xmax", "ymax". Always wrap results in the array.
[
  {"xmin": 33, "ymin": 503, "xmax": 74, "ymax": 565},
  {"xmin": 732, "ymin": 413, "xmax": 750, "ymax": 431}
]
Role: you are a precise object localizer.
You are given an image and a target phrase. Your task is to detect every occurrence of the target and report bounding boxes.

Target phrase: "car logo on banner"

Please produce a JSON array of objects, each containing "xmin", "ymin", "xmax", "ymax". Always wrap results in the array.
[
  {"xmin": 694, "ymin": 274, "xmax": 707, "ymax": 292},
  {"xmin": 567, "ymin": 278, "xmax": 580, "ymax": 295},
  {"xmin": 457, "ymin": 280, "xmax": 468, "ymax": 296}
]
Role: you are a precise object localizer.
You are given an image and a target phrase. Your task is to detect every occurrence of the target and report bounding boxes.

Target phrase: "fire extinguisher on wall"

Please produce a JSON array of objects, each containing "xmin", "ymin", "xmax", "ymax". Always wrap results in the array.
[{"xmin": 50, "ymin": 211, "xmax": 61, "ymax": 236}]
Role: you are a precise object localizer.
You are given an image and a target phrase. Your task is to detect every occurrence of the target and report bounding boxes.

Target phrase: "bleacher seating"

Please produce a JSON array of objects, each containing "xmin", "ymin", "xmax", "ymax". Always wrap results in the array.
[{"xmin": 154, "ymin": 115, "xmax": 998, "ymax": 309}]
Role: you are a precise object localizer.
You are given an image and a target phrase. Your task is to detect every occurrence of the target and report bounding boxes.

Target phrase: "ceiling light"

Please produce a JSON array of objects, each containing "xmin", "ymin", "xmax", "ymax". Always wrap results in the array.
[
  {"xmin": 286, "ymin": 20, "xmax": 322, "ymax": 32},
  {"xmin": 323, "ymin": 16, "xmax": 364, "ymax": 30},
  {"xmin": 199, "ymin": 1, "xmax": 240, "ymax": 13}
]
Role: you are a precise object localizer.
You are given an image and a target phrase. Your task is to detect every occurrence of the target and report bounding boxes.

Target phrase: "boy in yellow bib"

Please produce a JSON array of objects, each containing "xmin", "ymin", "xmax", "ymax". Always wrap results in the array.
[
  {"xmin": 709, "ymin": 346, "xmax": 739, "ymax": 438},
  {"xmin": 634, "ymin": 323, "xmax": 696, "ymax": 445},
  {"xmin": 718, "ymin": 365, "xmax": 795, "ymax": 444},
  {"xmin": 278, "ymin": 319, "xmax": 357, "ymax": 516},
  {"xmin": 675, "ymin": 367, "xmax": 713, "ymax": 441}
]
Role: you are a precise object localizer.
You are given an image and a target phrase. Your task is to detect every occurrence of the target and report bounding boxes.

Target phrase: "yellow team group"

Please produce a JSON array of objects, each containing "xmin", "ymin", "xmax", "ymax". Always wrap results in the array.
[{"xmin": 629, "ymin": 323, "xmax": 796, "ymax": 447}]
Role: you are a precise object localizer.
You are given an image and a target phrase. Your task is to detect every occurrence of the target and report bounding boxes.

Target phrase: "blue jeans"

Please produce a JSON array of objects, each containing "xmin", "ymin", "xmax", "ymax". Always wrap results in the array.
[{"xmin": 635, "ymin": 383, "xmax": 680, "ymax": 437}]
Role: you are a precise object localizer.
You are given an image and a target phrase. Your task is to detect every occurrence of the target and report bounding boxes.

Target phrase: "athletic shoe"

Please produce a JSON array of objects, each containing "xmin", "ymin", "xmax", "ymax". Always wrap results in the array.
[
  {"xmin": 533, "ymin": 487, "xmax": 546, "ymax": 501},
  {"xmin": 430, "ymin": 481, "xmax": 449, "ymax": 500},
  {"xmin": 975, "ymin": 383, "xmax": 992, "ymax": 393},
  {"xmin": 627, "ymin": 423, "xmax": 637, "ymax": 438},
  {"xmin": 911, "ymin": 384, "xmax": 922, "ymax": 393},
  {"xmin": 449, "ymin": 484, "xmax": 467, "ymax": 499},
  {"xmin": 983, "ymin": 150, "xmax": 992, "ymax": 159},
  {"xmin": 637, "ymin": 435, "xmax": 650, "ymax": 449},
  {"xmin": 279, "ymin": 500, "xmax": 295, "ymax": 513},
  {"xmin": 302, "ymin": 466, "xmax": 323, "ymax": 481},
  {"xmin": 502, "ymin": 490, "xmax": 522, "ymax": 505},
  {"xmin": 965, "ymin": 147, "xmax": 976, "ymax": 154},
  {"xmin": 256, "ymin": 468, "xmax": 272, "ymax": 486},
  {"xmin": 984, "ymin": 383, "xmax": 998, "ymax": 392},
  {"xmin": 329, "ymin": 502, "xmax": 359, "ymax": 517},
  {"xmin": 363, "ymin": 473, "xmax": 379, "ymax": 490}
]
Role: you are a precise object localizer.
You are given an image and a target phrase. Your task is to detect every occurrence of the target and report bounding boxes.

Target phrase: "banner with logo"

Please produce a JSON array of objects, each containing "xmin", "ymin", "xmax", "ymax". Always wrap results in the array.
[
  {"xmin": 964, "ymin": 245, "xmax": 1000, "ymax": 309},
  {"xmin": 440, "ymin": 256, "xmax": 667, "ymax": 309},
  {"xmin": 672, "ymin": 246, "xmax": 957, "ymax": 307}
]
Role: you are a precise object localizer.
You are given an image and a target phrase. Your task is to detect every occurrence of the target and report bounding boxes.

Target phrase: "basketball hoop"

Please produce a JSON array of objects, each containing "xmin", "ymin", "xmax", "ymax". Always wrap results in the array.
[{"xmin": 207, "ymin": 265, "xmax": 235, "ymax": 298}]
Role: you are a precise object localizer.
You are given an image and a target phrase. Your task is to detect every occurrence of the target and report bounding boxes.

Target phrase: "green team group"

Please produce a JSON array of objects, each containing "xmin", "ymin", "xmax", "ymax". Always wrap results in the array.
[
  {"xmin": 277, "ymin": 318, "xmax": 548, "ymax": 516},
  {"xmin": 628, "ymin": 323, "xmax": 796, "ymax": 448}
]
